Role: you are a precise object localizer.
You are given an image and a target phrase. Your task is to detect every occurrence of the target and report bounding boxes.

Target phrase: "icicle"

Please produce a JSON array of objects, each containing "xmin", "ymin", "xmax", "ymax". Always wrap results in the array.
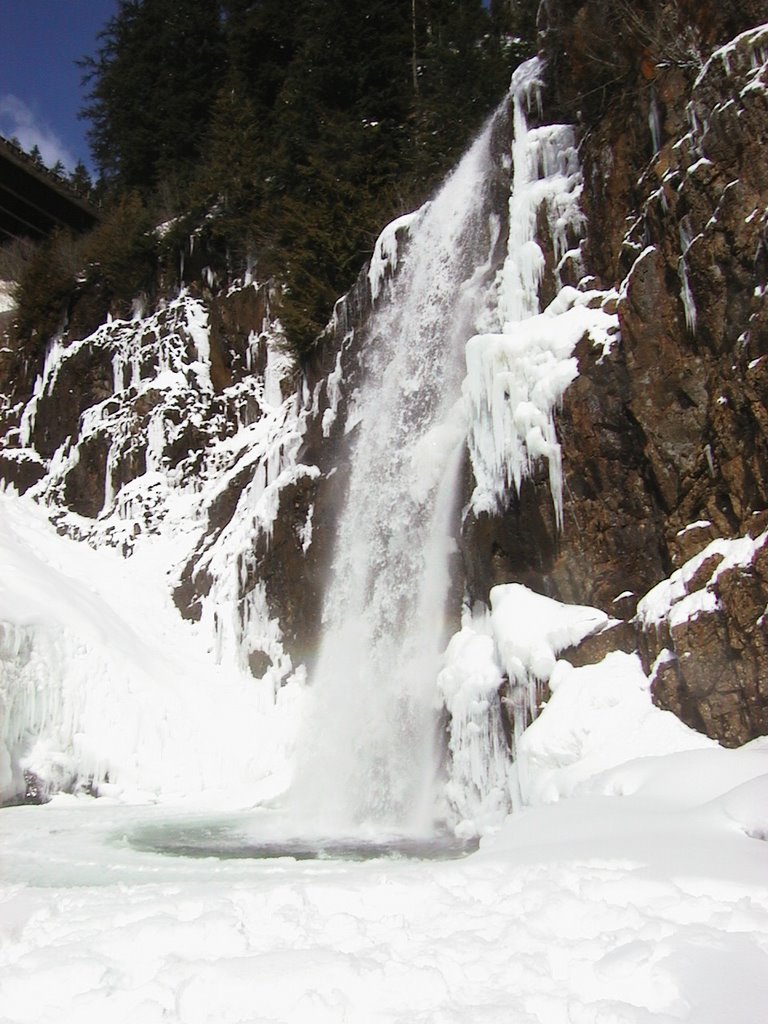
[
  {"xmin": 463, "ymin": 57, "xmax": 616, "ymax": 529},
  {"xmin": 438, "ymin": 608, "xmax": 516, "ymax": 835},
  {"xmin": 678, "ymin": 219, "xmax": 698, "ymax": 333},
  {"xmin": 649, "ymin": 87, "xmax": 662, "ymax": 156}
]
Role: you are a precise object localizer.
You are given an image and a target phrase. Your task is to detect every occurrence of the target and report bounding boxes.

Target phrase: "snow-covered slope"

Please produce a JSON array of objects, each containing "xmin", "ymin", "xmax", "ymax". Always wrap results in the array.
[
  {"xmin": 1, "ymin": 289, "xmax": 311, "ymax": 806},
  {"xmin": 0, "ymin": 489, "xmax": 302, "ymax": 805}
]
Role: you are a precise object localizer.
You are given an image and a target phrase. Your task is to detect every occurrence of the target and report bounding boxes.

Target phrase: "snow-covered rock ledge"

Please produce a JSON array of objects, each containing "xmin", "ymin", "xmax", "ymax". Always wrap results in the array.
[{"xmin": 637, "ymin": 524, "xmax": 768, "ymax": 746}]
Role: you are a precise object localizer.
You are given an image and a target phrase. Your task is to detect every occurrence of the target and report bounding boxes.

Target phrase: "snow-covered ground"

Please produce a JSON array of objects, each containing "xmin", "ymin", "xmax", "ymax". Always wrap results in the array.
[
  {"xmin": 0, "ymin": 490, "xmax": 302, "ymax": 808},
  {"xmin": 2, "ymin": 739, "xmax": 768, "ymax": 1023}
]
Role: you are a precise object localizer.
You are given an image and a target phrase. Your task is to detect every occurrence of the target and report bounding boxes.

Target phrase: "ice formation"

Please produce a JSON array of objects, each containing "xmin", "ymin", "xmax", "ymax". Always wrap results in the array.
[
  {"xmin": 0, "ymin": 494, "xmax": 297, "ymax": 805},
  {"xmin": 367, "ymin": 210, "xmax": 422, "ymax": 303},
  {"xmin": 1, "ymin": 59, "xmax": 621, "ymax": 827},
  {"xmin": 440, "ymin": 584, "xmax": 612, "ymax": 823},
  {"xmin": 438, "ymin": 610, "xmax": 514, "ymax": 835},
  {"xmin": 464, "ymin": 59, "xmax": 619, "ymax": 525},
  {"xmin": 442, "ymin": 60, "xmax": 619, "ymax": 827}
]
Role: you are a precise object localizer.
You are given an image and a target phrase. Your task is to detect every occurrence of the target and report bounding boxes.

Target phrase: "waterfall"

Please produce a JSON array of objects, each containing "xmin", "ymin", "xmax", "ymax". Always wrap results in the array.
[
  {"xmin": 288, "ymin": 56, "xmax": 606, "ymax": 834},
  {"xmin": 288, "ymin": 112, "xmax": 506, "ymax": 833}
]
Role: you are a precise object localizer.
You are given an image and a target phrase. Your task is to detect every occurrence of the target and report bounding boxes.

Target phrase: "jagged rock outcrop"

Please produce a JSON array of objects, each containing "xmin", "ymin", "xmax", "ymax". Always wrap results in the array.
[{"xmin": 632, "ymin": 512, "xmax": 768, "ymax": 746}]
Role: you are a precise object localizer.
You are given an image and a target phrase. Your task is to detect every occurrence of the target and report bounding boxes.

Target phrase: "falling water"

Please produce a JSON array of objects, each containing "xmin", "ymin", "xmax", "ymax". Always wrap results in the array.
[{"xmin": 289, "ymin": 111, "xmax": 507, "ymax": 833}]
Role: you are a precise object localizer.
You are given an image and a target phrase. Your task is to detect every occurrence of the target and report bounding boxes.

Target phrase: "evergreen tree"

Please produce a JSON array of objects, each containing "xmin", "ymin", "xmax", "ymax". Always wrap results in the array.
[
  {"xmin": 13, "ymin": 230, "xmax": 81, "ymax": 351},
  {"xmin": 410, "ymin": 0, "xmax": 513, "ymax": 188},
  {"xmin": 78, "ymin": 0, "xmax": 533, "ymax": 358},
  {"xmin": 491, "ymin": 0, "xmax": 539, "ymax": 60},
  {"xmin": 82, "ymin": 191, "xmax": 156, "ymax": 306},
  {"xmin": 194, "ymin": 84, "xmax": 265, "ymax": 266},
  {"xmin": 222, "ymin": 0, "xmax": 304, "ymax": 119},
  {"xmin": 69, "ymin": 161, "xmax": 93, "ymax": 197},
  {"xmin": 80, "ymin": 0, "xmax": 226, "ymax": 194}
]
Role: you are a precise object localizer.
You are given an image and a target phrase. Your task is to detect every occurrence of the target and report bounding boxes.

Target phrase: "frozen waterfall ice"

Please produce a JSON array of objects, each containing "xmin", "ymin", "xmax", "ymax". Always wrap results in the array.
[{"xmin": 288, "ymin": 112, "xmax": 505, "ymax": 833}]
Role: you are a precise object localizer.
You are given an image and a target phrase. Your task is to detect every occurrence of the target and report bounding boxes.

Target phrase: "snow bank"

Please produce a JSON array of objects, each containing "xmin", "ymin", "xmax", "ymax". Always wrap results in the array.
[
  {"xmin": 442, "ymin": 583, "xmax": 613, "ymax": 827},
  {"xmin": 516, "ymin": 652, "xmax": 715, "ymax": 806},
  {"xmin": 0, "ymin": 490, "xmax": 301, "ymax": 804},
  {"xmin": 439, "ymin": 565, "xmax": 768, "ymax": 830},
  {"xmin": 2, "ymin": 682, "xmax": 768, "ymax": 1024},
  {"xmin": 491, "ymin": 582, "xmax": 608, "ymax": 696}
]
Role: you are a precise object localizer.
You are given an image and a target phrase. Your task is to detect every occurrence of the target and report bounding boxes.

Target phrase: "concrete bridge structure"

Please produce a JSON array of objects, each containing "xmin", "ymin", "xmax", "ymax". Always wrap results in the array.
[{"xmin": 0, "ymin": 137, "xmax": 99, "ymax": 242}]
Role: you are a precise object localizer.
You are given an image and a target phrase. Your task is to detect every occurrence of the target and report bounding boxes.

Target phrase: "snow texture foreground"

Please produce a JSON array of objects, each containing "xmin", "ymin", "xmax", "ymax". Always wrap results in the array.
[
  {"xmin": 3, "ymin": 482, "xmax": 767, "ymax": 1022},
  {"xmin": 2, "ymin": 639, "xmax": 768, "ymax": 1023},
  {"xmin": 2, "ymin": 752, "xmax": 768, "ymax": 1023}
]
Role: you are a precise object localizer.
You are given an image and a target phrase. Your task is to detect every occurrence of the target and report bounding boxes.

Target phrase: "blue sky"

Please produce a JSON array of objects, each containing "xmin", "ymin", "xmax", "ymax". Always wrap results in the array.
[{"xmin": 0, "ymin": 0, "xmax": 118, "ymax": 172}]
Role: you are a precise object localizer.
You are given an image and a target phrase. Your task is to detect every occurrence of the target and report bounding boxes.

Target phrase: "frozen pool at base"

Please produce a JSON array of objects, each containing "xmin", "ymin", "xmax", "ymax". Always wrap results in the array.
[
  {"xmin": 0, "ymin": 798, "xmax": 479, "ymax": 888},
  {"xmin": 127, "ymin": 820, "xmax": 478, "ymax": 861}
]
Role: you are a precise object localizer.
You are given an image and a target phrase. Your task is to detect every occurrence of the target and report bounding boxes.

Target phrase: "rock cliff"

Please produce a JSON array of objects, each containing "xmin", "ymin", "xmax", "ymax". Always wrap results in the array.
[{"xmin": 535, "ymin": 1, "xmax": 768, "ymax": 745}]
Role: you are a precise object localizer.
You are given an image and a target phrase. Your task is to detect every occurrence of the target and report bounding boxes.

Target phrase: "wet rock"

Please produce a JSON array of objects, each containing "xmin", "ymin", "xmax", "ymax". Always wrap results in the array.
[
  {"xmin": 62, "ymin": 431, "xmax": 111, "ymax": 518},
  {"xmin": 247, "ymin": 649, "xmax": 273, "ymax": 678},
  {"xmin": 207, "ymin": 281, "xmax": 275, "ymax": 392},
  {"xmin": 464, "ymin": 5, "xmax": 768, "ymax": 746},
  {"xmin": 23, "ymin": 769, "xmax": 49, "ymax": 805},
  {"xmin": 560, "ymin": 619, "xmax": 638, "ymax": 668},
  {"xmin": 0, "ymin": 449, "xmax": 45, "ymax": 494},
  {"xmin": 32, "ymin": 342, "xmax": 114, "ymax": 460}
]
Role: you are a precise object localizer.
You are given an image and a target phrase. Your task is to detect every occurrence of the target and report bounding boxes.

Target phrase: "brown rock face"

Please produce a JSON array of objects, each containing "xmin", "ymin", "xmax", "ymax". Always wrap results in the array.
[
  {"xmin": 62, "ymin": 431, "xmax": 111, "ymax": 518},
  {"xmin": 172, "ymin": 271, "xmax": 372, "ymax": 679},
  {"xmin": 640, "ymin": 531, "xmax": 768, "ymax": 746},
  {"xmin": 37, "ymin": 350, "xmax": 114, "ymax": 460},
  {"xmin": 0, "ymin": 450, "xmax": 45, "ymax": 494},
  {"xmin": 465, "ymin": 2, "xmax": 768, "ymax": 747}
]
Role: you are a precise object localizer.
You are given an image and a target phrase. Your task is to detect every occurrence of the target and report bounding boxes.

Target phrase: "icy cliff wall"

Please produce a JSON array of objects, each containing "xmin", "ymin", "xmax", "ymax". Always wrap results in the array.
[{"xmin": 500, "ymin": 1, "xmax": 768, "ymax": 747}]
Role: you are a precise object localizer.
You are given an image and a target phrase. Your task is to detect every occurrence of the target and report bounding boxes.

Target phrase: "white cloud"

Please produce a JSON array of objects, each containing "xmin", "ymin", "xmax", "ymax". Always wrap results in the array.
[{"xmin": 0, "ymin": 94, "xmax": 76, "ymax": 171}]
